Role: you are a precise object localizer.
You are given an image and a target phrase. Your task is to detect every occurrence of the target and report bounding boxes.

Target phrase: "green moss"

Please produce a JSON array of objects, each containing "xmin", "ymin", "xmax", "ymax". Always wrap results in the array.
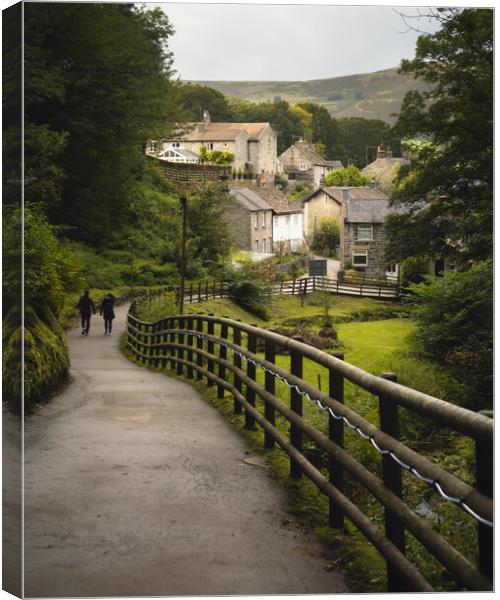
[{"xmin": 3, "ymin": 305, "xmax": 70, "ymax": 412}]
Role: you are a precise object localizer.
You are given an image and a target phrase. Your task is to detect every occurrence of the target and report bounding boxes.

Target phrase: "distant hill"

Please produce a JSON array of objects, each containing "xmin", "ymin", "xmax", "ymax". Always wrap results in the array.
[{"xmin": 192, "ymin": 67, "xmax": 429, "ymax": 124}]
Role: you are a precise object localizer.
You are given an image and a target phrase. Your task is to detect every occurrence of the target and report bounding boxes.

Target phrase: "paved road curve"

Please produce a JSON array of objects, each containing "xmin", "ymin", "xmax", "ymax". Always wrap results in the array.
[{"xmin": 24, "ymin": 304, "xmax": 347, "ymax": 597}]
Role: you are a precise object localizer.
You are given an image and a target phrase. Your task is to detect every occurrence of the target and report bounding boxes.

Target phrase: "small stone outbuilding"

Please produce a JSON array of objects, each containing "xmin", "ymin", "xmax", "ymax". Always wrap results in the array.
[{"xmin": 279, "ymin": 140, "xmax": 342, "ymax": 188}]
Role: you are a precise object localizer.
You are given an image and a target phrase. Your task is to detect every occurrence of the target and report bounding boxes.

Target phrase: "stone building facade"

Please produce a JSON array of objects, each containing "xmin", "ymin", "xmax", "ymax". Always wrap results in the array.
[
  {"xmin": 302, "ymin": 186, "xmax": 395, "ymax": 276},
  {"xmin": 152, "ymin": 112, "xmax": 279, "ymax": 176},
  {"xmin": 225, "ymin": 188, "xmax": 274, "ymax": 253},
  {"xmin": 279, "ymin": 140, "xmax": 342, "ymax": 187}
]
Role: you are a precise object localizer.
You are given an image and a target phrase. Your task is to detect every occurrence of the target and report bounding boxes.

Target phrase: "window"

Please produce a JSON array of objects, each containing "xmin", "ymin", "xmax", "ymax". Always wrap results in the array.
[
  {"xmin": 148, "ymin": 140, "xmax": 158, "ymax": 153},
  {"xmin": 285, "ymin": 215, "xmax": 290, "ymax": 227},
  {"xmin": 292, "ymin": 214, "xmax": 299, "ymax": 225},
  {"xmin": 172, "ymin": 142, "xmax": 180, "ymax": 148},
  {"xmin": 206, "ymin": 142, "xmax": 214, "ymax": 150},
  {"xmin": 352, "ymin": 251, "xmax": 368, "ymax": 266},
  {"xmin": 261, "ymin": 212, "xmax": 266, "ymax": 228},
  {"xmin": 299, "ymin": 163, "xmax": 307, "ymax": 171},
  {"xmin": 386, "ymin": 264, "xmax": 397, "ymax": 274},
  {"xmin": 223, "ymin": 142, "xmax": 228, "ymax": 148},
  {"xmin": 254, "ymin": 213, "xmax": 259, "ymax": 229},
  {"xmin": 255, "ymin": 239, "xmax": 260, "ymax": 253},
  {"xmin": 357, "ymin": 224, "xmax": 373, "ymax": 241}
]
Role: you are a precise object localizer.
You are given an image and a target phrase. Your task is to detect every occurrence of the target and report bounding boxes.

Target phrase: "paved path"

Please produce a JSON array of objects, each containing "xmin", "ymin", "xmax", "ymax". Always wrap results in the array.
[{"xmin": 24, "ymin": 305, "xmax": 347, "ymax": 597}]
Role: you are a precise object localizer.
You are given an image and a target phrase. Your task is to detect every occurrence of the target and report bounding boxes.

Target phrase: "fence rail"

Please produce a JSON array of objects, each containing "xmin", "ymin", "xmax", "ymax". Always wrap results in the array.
[
  {"xmin": 126, "ymin": 308, "xmax": 493, "ymax": 593},
  {"xmin": 135, "ymin": 276, "xmax": 399, "ymax": 305}
]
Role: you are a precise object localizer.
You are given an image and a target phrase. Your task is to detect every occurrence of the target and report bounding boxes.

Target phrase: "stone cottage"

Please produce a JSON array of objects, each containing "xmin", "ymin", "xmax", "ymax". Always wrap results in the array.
[
  {"xmin": 225, "ymin": 188, "xmax": 274, "ymax": 254},
  {"xmin": 151, "ymin": 111, "xmax": 279, "ymax": 176},
  {"xmin": 279, "ymin": 140, "xmax": 343, "ymax": 187},
  {"xmin": 301, "ymin": 186, "xmax": 396, "ymax": 277},
  {"xmin": 362, "ymin": 145, "xmax": 410, "ymax": 192}
]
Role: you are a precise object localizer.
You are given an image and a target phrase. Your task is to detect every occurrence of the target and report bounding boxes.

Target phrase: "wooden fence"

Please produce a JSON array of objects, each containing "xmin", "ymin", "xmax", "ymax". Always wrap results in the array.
[{"xmin": 126, "ymin": 309, "xmax": 493, "ymax": 592}]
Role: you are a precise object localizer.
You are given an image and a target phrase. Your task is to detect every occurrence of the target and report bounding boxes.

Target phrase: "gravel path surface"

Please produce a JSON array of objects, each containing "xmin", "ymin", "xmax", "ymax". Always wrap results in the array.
[{"xmin": 24, "ymin": 304, "xmax": 347, "ymax": 597}]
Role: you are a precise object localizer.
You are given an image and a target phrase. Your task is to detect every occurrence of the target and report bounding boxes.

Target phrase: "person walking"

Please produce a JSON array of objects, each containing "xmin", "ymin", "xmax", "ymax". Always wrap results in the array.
[
  {"xmin": 77, "ymin": 289, "xmax": 96, "ymax": 336},
  {"xmin": 100, "ymin": 292, "xmax": 117, "ymax": 335}
]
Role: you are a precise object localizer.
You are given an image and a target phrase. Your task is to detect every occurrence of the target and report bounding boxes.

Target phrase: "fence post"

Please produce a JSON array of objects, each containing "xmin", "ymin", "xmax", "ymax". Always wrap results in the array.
[
  {"xmin": 207, "ymin": 316, "xmax": 215, "ymax": 386},
  {"xmin": 475, "ymin": 432, "xmax": 493, "ymax": 581},
  {"xmin": 167, "ymin": 318, "xmax": 175, "ymax": 370},
  {"xmin": 186, "ymin": 316, "xmax": 194, "ymax": 379},
  {"xmin": 233, "ymin": 324, "xmax": 243, "ymax": 414},
  {"xmin": 217, "ymin": 322, "xmax": 228, "ymax": 398},
  {"xmin": 189, "ymin": 284, "xmax": 193, "ymax": 304},
  {"xmin": 196, "ymin": 316, "xmax": 204, "ymax": 380},
  {"xmin": 245, "ymin": 331, "xmax": 257, "ymax": 429},
  {"xmin": 176, "ymin": 317, "xmax": 184, "ymax": 376},
  {"xmin": 292, "ymin": 278, "xmax": 296, "ymax": 296},
  {"xmin": 264, "ymin": 336, "xmax": 276, "ymax": 448},
  {"xmin": 212, "ymin": 280, "xmax": 216, "ymax": 299},
  {"xmin": 290, "ymin": 345, "xmax": 303, "ymax": 478},
  {"xmin": 312, "ymin": 276, "xmax": 316, "ymax": 292},
  {"xmin": 205, "ymin": 280, "xmax": 209, "ymax": 301},
  {"xmin": 153, "ymin": 322, "xmax": 160, "ymax": 368},
  {"xmin": 329, "ymin": 351, "xmax": 345, "ymax": 529},
  {"xmin": 379, "ymin": 372, "xmax": 406, "ymax": 592}
]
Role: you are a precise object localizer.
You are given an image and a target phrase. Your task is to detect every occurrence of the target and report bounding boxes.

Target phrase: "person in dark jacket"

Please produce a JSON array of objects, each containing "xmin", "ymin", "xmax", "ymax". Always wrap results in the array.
[
  {"xmin": 77, "ymin": 289, "xmax": 96, "ymax": 335},
  {"xmin": 100, "ymin": 293, "xmax": 117, "ymax": 335}
]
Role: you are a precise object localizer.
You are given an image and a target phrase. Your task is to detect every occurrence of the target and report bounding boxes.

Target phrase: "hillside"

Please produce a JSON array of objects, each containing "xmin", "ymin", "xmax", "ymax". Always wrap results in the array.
[{"xmin": 192, "ymin": 67, "xmax": 429, "ymax": 124}]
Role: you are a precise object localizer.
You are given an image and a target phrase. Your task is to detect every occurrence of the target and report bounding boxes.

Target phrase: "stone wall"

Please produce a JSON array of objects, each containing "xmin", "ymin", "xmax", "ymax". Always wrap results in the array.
[{"xmin": 224, "ymin": 200, "xmax": 252, "ymax": 250}]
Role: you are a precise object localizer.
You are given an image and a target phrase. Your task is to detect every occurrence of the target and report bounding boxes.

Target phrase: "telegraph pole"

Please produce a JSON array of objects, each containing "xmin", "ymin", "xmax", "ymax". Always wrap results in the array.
[{"xmin": 179, "ymin": 196, "xmax": 187, "ymax": 314}]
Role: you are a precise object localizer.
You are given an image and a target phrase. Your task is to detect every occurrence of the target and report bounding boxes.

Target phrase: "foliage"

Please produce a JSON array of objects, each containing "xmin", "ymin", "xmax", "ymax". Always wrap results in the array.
[
  {"xmin": 20, "ymin": 3, "xmax": 177, "ymax": 245},
  {"xmin": 176, "ymin": 83, "xmax": 232, "ymax": 121},
  {"xmin": 399, "ymin": 256, "xmax": 429, "ymax": 288},
  {"xmin": 224, "ymin": 263, "xmax": 273, "ymax": 320},
  {"xmin": 386, "ymin": 8, "xmax": 493, "ymax": 264},
  {"xmin": 289, "ymin": 183, "xmax": 311, "ymax": 202},
  {"xmin": 298, "ymin": 102, "xmax": 345, "ymax": 160},
  {"xmin": 3, "ymin": 204, "xmax": 83, "ymax": 318},
  {"xmin": 134, "ymin": 292, "xmax": 178, "ymax": 321},
  {"xmin": 325, "ymin": 164, "xmax": 371, "ymax": 187},
  {"xmin": 337, "ymin": 117, "xmax": 401, "ymax": 167},
  {"xmin": 408, "ymin": 260, "xmax": 492, "ymax": 409},
  {"xmin": 289, "ymin": 104, "xmax": 313, "ymax": 140},
  {"xmin": 310, "ymin": 218, "xmax": 340, "ymax": 257},
  {"xmin": 203, "ymin": 149, "xmax": 235, "ymax": 165}
]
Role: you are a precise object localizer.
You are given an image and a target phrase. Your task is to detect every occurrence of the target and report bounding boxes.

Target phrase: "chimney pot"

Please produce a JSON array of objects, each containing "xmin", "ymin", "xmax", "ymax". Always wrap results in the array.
[{"xmin": 376, "ymin": 144, "xmax": 385, "ymax": 159}]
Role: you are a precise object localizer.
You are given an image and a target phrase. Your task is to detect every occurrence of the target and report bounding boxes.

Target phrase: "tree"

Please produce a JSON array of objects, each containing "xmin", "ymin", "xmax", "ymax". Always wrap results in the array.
[
  {"xmin": 337, "ymin": 117, "xmax": 401, "ymax": 167},
  {"xmin": 409, "ymin": 261, "xmax": 492, "ymax": 409},
  {"xmin": 325, "ymin": 164, "xmax": 371, "ymax": 187},
  {"xmin": 22, "ymin": 3, "xmax": 178, "ymax": 244},
  {"xmin": 298, "ymin": 102, "xmax": 345, "ymax": 160},
  {"xmin": 386, "ymin": 8, "xmax": 493, "ymax": 264},
  {"xmin": 176, "ymin": 83, "xmax": 231, "ymax": 121},
  {"xmin": 311, "ymin": 218, "xmax": 340, "ymax": 257}
]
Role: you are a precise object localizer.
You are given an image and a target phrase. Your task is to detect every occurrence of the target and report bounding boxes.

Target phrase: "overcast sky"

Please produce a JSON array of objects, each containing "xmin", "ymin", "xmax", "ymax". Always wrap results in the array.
[{"xmin": 149, "ymin": 3, "xmax": 443, "ymax": 81}]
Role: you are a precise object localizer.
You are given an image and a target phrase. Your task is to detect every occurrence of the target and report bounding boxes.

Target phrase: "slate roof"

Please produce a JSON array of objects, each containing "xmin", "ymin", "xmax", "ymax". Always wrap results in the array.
[
  {"xmin": 229, "ymin": 188, "xmax": 273, "ymax": 212},
  {"xmin": 345, "ymin": 198, "xmax": 393, "ymax": 223},
  {"xmin": 362, "ymin": 157, "xmax": 410, "ymax": 189},
  {"xmin": 253, "ymin": 189, "xmax": 303, "ymax": 213},
  {"xmin": 178, "ymin": 122, "xmax": 269, "ymax": 142}
]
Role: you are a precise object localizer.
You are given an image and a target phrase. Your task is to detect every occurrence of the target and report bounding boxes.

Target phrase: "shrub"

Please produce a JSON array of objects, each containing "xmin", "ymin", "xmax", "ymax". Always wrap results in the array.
[
  {"xmin": 311, "ymin": 218, "xmax": 340, "ymax": 257},
  {"xmin": 225, "ymin": 264, "xmax": 272, "ymax": 320},
  {"xmin": 409, "ymin": 260, "xmax": 492, "ymax": 410},
  {"xmin": 325, "ymin": 164, "xmax": 370, "ymax": 187}
]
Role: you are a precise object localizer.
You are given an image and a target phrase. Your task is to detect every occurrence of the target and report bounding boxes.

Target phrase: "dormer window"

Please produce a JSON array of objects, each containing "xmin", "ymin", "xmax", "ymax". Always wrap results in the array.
[{"xmin": 299, "ymin": 163, "xmax": 307, "ymax": 171}]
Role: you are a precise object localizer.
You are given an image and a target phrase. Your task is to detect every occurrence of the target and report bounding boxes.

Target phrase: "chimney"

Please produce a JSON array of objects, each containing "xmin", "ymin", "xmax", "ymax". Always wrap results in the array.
[
  {"xmin": 200, "ymin": 109, "xmax": 211, "ymax": 132},
  {"xmin": 376, "ymin": 144, "xmax": 385, "ymax": 159},
  {"xmin": 386, "ymin": 146, "xmax": 393, "ymax": 159}
]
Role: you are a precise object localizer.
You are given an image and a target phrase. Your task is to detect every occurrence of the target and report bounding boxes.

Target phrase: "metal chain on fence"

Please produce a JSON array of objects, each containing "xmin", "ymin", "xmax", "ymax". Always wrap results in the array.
[{"xmin": 182, "ymin": 329, "xmax": 493, "ymax": 528}]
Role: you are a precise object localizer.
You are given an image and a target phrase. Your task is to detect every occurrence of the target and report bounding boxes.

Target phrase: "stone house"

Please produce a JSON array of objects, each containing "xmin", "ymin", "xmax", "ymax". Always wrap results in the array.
[
  {"xmin": 362, "ymin": 145, "xmax": 410, "ymax": 192},
  {"xmin": 152, "ymin": 111, "xmax": 279, "ymax": 176},
  {"xmin": 279, "ymin": 140, "xmax": 343, "ymax": 187},
  {"xmin": 226, "ymin": 188, "xmax": 274, "ymax": 254},
  {"xmin": 301, "ymin": 186, "xmax": 395, "ymax": 277},
  {"xmin": 255, "ymin": 189, "xmax": 305, "ymax": 252}
]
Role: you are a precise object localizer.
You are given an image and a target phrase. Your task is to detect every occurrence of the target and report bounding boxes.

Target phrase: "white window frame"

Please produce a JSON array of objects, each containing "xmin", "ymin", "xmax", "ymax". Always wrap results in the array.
[
  {"xmin": 292, "ymin": 214, "xmax": 299, "ymax": 225},
  {"xmin": 254, "ymin": 213, "xmax": 259, "ymax": 229},
  {"xmin": 261, "ymin": 212, "xmax": 266, "ymax": 228},
  {"xmin": 352, "ymin": 250, "xmax": 368, "ymax": 266},
  {"xmin": 357, "ymin": 224, "xmax": 373, "ymax": 241},
  {"xmin": 206, "ymin": 142, "xmax": 214, "ymax": 150},
  {"xmin": 299, "ymin": 163, "xmax": 308, "ymax": 171},
  {"xmin": 148, "ymin": 140, "xmax": 158, "ymax": 153},
  {"xmin": 172, "ymin": 142, "xmax": 180, "ymax": 148}
]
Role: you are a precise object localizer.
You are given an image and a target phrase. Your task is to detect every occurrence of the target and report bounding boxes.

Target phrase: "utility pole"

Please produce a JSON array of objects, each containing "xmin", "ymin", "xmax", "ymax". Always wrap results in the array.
[
  {"xmin": 179, "ymin": 196, "xmax": 187, "ymax": 314},
  {"xmin": 127, "ymin": 237, "xmax": 134, "ymax": 290}
]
